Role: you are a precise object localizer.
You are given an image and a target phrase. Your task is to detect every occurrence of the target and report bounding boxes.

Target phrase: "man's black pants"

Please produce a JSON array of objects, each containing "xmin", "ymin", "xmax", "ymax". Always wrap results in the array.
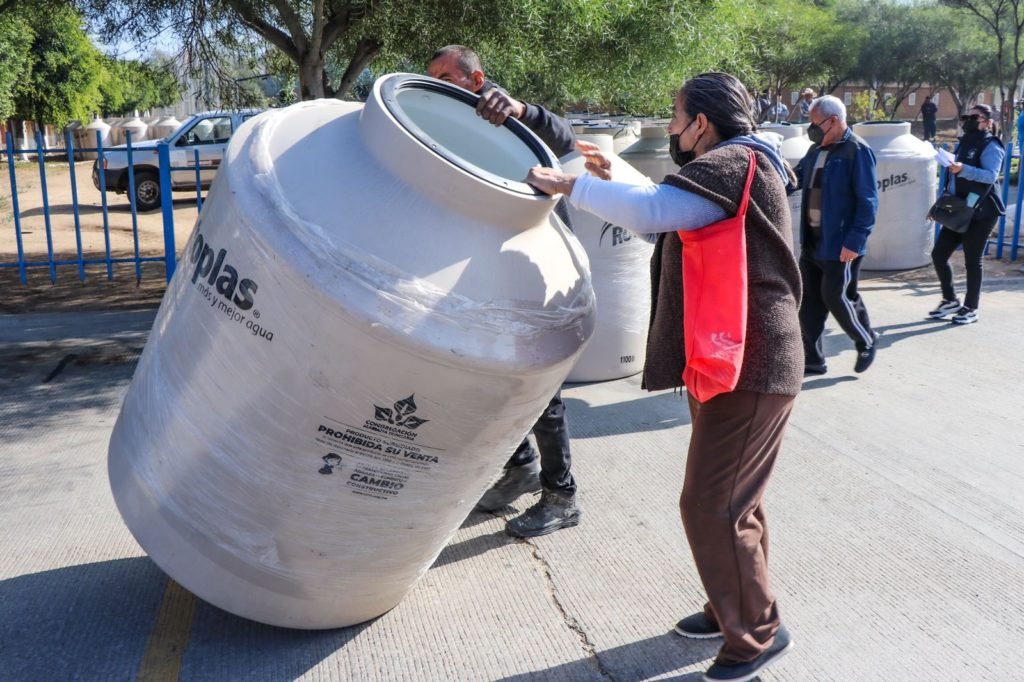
[
  {"xmin": 507, "ymin": 391, "xmax": 575, "ymax": 495},
  {"xmin": 799, "ymin": 251, "xmax": 876, "ymax": 369}
]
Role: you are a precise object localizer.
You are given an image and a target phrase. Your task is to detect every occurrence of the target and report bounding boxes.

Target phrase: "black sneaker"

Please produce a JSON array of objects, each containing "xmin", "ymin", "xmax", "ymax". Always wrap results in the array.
[
  {"xmin": 505, "ymin": 490, "xmax": 581, "ymax": 538},
  {"xmin": 803, "ymin": 363, "xmax": 827, "ymax": 377},
  {"xmin": 928, "ymin": 298, "xmax": 962, "ymax": 319},
  {"xmin": 702, "ymin": 624, "xmax": 794, "ymax": 682},
  {"xmin": 475, "ymin": 459, "xmax": 541, "ymax": 512},
  {"xmin": 673, "ymin": 612, "xmax": 722, "ymax": 639},
  {"xmin": 951, "ymin": 306, "xmax": 978, "ymax": 325},
  {"xmin": 854, "ymin": 331, "xmax": 880, "ymax": 374}
]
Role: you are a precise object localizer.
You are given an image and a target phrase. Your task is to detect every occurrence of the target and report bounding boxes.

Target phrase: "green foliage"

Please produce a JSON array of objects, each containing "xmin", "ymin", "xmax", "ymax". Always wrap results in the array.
[
  {"xmin": 922, "ymin": 4, "xmax": 1001, "ymax": 113},
  {"xmin": 847, "ymin": 91, "xmax": 886, "ymax": 122},
  {"xmin": 0, "ymin": 13, "xmax": 32, "ymax": 121},
  {"xmin": 14, "ymin": 5, "xmax": 105, "ymax": 127},
  {"xmin": 736, "ymin": 0, "xmax": 853, "ymax": 94}
]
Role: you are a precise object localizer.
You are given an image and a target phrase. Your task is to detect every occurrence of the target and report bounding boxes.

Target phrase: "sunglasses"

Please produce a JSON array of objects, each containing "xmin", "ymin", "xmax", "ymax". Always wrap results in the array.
[{"xmin": 960, "ymin": 114, "xmax": 987, "ymax": 122}]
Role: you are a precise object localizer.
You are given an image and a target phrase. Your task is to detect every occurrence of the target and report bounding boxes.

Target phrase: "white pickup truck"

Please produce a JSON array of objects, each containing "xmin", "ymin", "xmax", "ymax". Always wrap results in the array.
[{"xmin": 92, "ymin": 109, "xmax": 264, "ymax": 211}]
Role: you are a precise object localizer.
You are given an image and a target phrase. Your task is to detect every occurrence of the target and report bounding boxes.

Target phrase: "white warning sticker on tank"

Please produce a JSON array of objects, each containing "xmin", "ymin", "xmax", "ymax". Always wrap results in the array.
[
  {"xmin": 345, "ymin": 465, "xmax": 408, "ymax": 500},
  {"xmin": 314, "ymin": 395, "xmax": 445, "ymax": 490}
]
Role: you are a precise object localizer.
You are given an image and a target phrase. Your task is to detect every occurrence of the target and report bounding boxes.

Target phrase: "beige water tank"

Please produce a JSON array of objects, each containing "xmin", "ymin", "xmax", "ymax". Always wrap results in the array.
[
  {"xmin": 759, "ymin": 123, "xmax": 813, "ymax": 251},
  {"xmin": 82, "ymin": 117, "xmax": 113, "ymax": 159},
  {"xmin": 562, "ymin": 134, "xmax": 653, "ymax": 382},
  {"xmin": 575, "ymin": 121, "xmax": 640, "ymax": 155},
  {"xmin": 620, "ymin": 125, "xmax": 677, "ymax": 183},
  {"xmin": 149, "ymin": 115, "xmax": 182, "ymax": 140},
  {"xmin": 114, "ymin": 115, "xmax": 148, "ymax": 146},
  {"xmin": 852, "ymin": 121, "xmax": 938, "ymax": 270},
  {"xmin": 63, "ymin": 121, "xmax": 84, "ymax": 160},
  {"xmin": 107, "ymin": 74, "xmax": 595, "ymax": 630}
]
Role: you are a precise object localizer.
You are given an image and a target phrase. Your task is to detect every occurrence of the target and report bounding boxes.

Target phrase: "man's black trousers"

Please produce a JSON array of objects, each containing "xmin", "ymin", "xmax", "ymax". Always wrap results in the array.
[{"xmin": 798, "ymin": 251, "xmax": 876, "ymax": 369}]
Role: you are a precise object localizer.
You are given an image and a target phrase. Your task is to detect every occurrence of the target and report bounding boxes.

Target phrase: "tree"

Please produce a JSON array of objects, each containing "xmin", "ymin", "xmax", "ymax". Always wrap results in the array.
[
  {"xmin": 844, "ymin": 1, "xmax": 935, "ymax": 120},
  {"xmin": 14, "ymin": 5, "xmax": 105, "ymax": 129},
  {"xmin": 83, "ymin": 0, "xmax": 746, "ymax": 112},
  {"xmin": 0, "ymin": 13, "xmax": 32, "ymax": 121},
  {"xmin": 736, "ymin": 0, "xmax": 850, "ymax": 98},
  {"xmin": 922, "ymin": 7, "xmax": 1000, "ymax": 115},
  {"xmin": 941, "ymin": 0, "xmax": 1024, "ymax": 130}
]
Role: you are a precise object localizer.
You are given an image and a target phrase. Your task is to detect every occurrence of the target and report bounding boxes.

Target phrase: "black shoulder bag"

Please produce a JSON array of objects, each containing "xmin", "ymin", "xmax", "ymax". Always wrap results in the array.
[
  {"xmin": 928, "ymin": 186, "xmax": 992, "ymax": 233},
  {"xmin": 928, "ymin": 140, "xmax": 997, "ymax": 234}
]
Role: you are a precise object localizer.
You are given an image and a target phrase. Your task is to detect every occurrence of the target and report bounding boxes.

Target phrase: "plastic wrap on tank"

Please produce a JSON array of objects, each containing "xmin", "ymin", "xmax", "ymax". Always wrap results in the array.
[{"xmin": 107, "ymin": 73, "xmax": 596, "ymax": 629}]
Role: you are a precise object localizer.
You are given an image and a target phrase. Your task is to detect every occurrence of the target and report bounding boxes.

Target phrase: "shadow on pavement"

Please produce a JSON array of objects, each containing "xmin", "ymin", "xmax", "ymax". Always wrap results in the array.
[
  {"xmin": 0, "ymin": 557, "xmax": 170, "ymax": 679},
  {"xmin": 494, "ymin": 630, "xmax": 715, "ymax": 681},
  {"xmin": 432, "ymin": 528, "xmax": 516, "ymax": 569},
  {"xmin": 564, "ymin": 392, "xmax": 690, "ymax": 439},
  {"xmin": 0, "ymin": 343, "xmax": 139, "ymax": 444},
  {"xmin": 0, "ymin": 556, "xmax": 375, "ymax": 680}
]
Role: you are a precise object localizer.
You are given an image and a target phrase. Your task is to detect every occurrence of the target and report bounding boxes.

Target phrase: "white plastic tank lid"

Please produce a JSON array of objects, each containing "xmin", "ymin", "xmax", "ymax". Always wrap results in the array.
[{"xmin": 379, "ymin": 75, "xmax": 558, "ymax": 196}]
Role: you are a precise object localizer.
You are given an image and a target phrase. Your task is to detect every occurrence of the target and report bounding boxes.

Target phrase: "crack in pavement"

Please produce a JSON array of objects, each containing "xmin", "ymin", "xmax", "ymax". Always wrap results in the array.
[{"xmin": 525, "ymin": 542, "xmax": 616, "ymax": 681}]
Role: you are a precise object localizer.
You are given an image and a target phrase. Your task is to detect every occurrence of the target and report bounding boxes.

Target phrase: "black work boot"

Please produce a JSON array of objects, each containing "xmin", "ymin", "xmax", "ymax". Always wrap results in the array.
[
  {"xmin": 505, "ymin": 490, "xmax": 582, "ymax": 538},
  {"xmin": 475, "ymin": 459, "xmax": 542, "ymax": 512}
]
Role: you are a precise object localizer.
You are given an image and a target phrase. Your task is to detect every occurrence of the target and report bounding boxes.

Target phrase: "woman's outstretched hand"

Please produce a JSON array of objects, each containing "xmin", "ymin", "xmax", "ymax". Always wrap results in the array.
[
  {"xmin": 526, "ymin": 139, "xmax": 615, "ymax": 195},
  {"xmin": 525, "ymin": 167, "xmax": 577, "ymax": 196},
  {"xmin": 576, "ymin": 139, "xmax": 612, "ymax": 180}
]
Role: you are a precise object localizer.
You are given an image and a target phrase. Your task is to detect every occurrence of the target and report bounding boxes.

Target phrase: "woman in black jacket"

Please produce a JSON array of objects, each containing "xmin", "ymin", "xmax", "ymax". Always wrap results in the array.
[{"xmin": 929, "ymin": 103, "xmax": 1006, "ymax": 325}]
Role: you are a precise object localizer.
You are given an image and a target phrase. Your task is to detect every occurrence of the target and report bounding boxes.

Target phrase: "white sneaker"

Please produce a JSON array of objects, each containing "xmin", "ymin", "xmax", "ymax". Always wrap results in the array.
[
  {"xmin": 951, "ymin": 306, "xmax": 978, "ymax": 325},
  {"xmin": 929, "ymin": 298, "xmax": 961, "ymax": 319}
]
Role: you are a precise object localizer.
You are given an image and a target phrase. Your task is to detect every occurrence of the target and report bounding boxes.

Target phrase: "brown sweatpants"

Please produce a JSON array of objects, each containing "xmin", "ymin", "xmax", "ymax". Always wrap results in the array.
[{"xmin": 681, "ymin": 389, "xmax": 795, "ymax": 664}]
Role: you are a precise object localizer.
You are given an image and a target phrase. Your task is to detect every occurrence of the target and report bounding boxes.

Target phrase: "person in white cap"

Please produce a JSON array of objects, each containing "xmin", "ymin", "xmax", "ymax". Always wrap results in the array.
[{"xmin": 792, "ymin": 88, "xmax": 816, "ymax": 123}]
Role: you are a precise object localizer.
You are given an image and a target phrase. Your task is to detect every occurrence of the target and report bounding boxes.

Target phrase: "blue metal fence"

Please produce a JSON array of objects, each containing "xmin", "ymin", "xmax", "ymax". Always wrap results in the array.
[
  {"xmin": 3, "ymin": 129, "xmax": 1024, "ymax": 288},
  {"xmin": 1, "ymin": 128, "xmax": 208, "ymax": 285}
]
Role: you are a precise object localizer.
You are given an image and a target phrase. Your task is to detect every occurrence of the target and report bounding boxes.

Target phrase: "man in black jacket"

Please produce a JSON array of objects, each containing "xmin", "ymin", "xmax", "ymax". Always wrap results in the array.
[{"xmin": 427, "ymin": 45, "xmax": 580, "ymax": 538}]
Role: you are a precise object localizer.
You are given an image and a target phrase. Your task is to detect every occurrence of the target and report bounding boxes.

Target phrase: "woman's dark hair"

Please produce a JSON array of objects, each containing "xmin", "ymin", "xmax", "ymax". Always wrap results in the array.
[
  {"xmin": 680, "ymin": 72, "xmax": 756, "ymax": 140},
  {"xmin": 972, "ymin": 103, "xmax": 993, "ymax": 119}
]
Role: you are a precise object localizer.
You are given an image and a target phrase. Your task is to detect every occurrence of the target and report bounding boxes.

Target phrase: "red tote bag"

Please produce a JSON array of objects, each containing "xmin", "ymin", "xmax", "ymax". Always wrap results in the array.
[{"xmin": 677, "ymin": 149, "xmax": 756, "ymax": 403}]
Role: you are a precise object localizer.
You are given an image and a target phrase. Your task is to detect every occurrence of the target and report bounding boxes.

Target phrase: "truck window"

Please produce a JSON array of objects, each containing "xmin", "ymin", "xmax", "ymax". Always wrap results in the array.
[{"xmin": 183, "ymin": 116, "xmax": 233, "ymax": 145}]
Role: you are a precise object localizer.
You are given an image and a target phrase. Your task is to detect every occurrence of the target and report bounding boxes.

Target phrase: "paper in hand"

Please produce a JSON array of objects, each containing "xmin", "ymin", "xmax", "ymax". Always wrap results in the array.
[{"xmin": 934, "ymin": 147, "xmax": 955, "ymax": 168}]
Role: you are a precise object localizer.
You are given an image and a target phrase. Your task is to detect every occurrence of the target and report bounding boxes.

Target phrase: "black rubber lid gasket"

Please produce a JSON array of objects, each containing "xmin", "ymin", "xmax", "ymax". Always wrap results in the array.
[{"xmin": 378, "ymin": 74, "xmax": 558, "ymax": 196}]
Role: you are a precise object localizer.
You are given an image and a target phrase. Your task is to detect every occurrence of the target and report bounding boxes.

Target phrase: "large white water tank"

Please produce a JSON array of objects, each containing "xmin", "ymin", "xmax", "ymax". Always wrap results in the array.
[
  {"xmin": 113, "ymin": 115, "xmax": 148, "ymax": 146},
  {"xmin": 562, "ymin": 134, "xmax": 653, "ymax": 382},
  {"xmin": 574, "ymin": 121, "xmax": 640, "ymax": 154},
  {"xmin": 620, "ymin": 125, "xmax": 677, "ymax": 184},
  {"xmin": 760, "ymin": 123, "xmax": 813, "ymax": 251},
  {"xmin": 107, "ymin": 74, "xmax": 595, "ymax": 629},
  {"xmin": 63, "ymin": 121, "xmax": 84, "ymax": 160},
  {"xmin": 852, "ymin": 121, "xmax": 938, "ymax": 269},
  {"xmin": 83, "ymin": 116, "xmax": 112, "ymax": 160},
  {"xmin": 149, "ymin": 115, "xmax": 181, "ymax": 140}
]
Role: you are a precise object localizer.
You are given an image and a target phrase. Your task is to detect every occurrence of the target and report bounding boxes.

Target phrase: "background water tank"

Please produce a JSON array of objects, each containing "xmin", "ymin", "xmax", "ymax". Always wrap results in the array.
[
  {"xmin": 760, "ymin": 123, "xmax": 813, "ymax": 251},
  {"xmin": 562, "ymin": 134, "xmax": 653, "ymax": 382},
  {"xmin": 852, "ymin": 121, "xmax": 938, "ymax": 270},
  {"xmin": 63, "ymin": 121, "xmax": 84, "ymax": 160},
  {"xmin": 573, "ymin": 121, "xmax": 640, "ymax": 154},
  {"xmin": 620, "ymin": 125, "xmax": 677, "ymax": 184},
  {"xmin": 82, "ymin": 116, "xmax": 112, "ymax": 159},
  {"xmin": 149, "ymin": 115, "xmax": 182, "ymax": 140},
  {"xmin": 113, "ymin": 115, "xmax": 147, "ymax": 146},
  {"xmin": 107, "ymin": 74, "xmax": 595, "ymax": 630}
]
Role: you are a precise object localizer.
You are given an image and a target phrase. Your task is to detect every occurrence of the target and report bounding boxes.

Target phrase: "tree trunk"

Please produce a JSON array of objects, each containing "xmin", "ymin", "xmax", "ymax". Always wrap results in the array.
[
  {"xmin": 335, "ymin": 39, "xmax": 382, "ymax": 100},
  {"xmin": 299, "ymin": 53, "xmax": 327, "ymax": 100}
]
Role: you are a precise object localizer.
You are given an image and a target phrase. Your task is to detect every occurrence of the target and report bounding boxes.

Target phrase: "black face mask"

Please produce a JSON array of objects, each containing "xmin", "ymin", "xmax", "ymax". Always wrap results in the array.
[
  {"xmin": 669, "ymin": 134, "xmax": 695, "ymax": 167},
  {"xmin": 669, "ymin": 119, "xmax": 700, "ymax": 167},
  {"xmin": 961, "ymin": 119, "xmax": 980, "ymax": 134},
  {"xmin": 807, "ymin": 119, "xmax": 831, "ymax": 145}
]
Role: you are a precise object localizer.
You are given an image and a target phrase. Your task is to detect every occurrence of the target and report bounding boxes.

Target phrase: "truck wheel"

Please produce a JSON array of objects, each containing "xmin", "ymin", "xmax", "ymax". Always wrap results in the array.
[{"xmin": 134, "ymin": 171, "xmax": 161, "ymax": 212}]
